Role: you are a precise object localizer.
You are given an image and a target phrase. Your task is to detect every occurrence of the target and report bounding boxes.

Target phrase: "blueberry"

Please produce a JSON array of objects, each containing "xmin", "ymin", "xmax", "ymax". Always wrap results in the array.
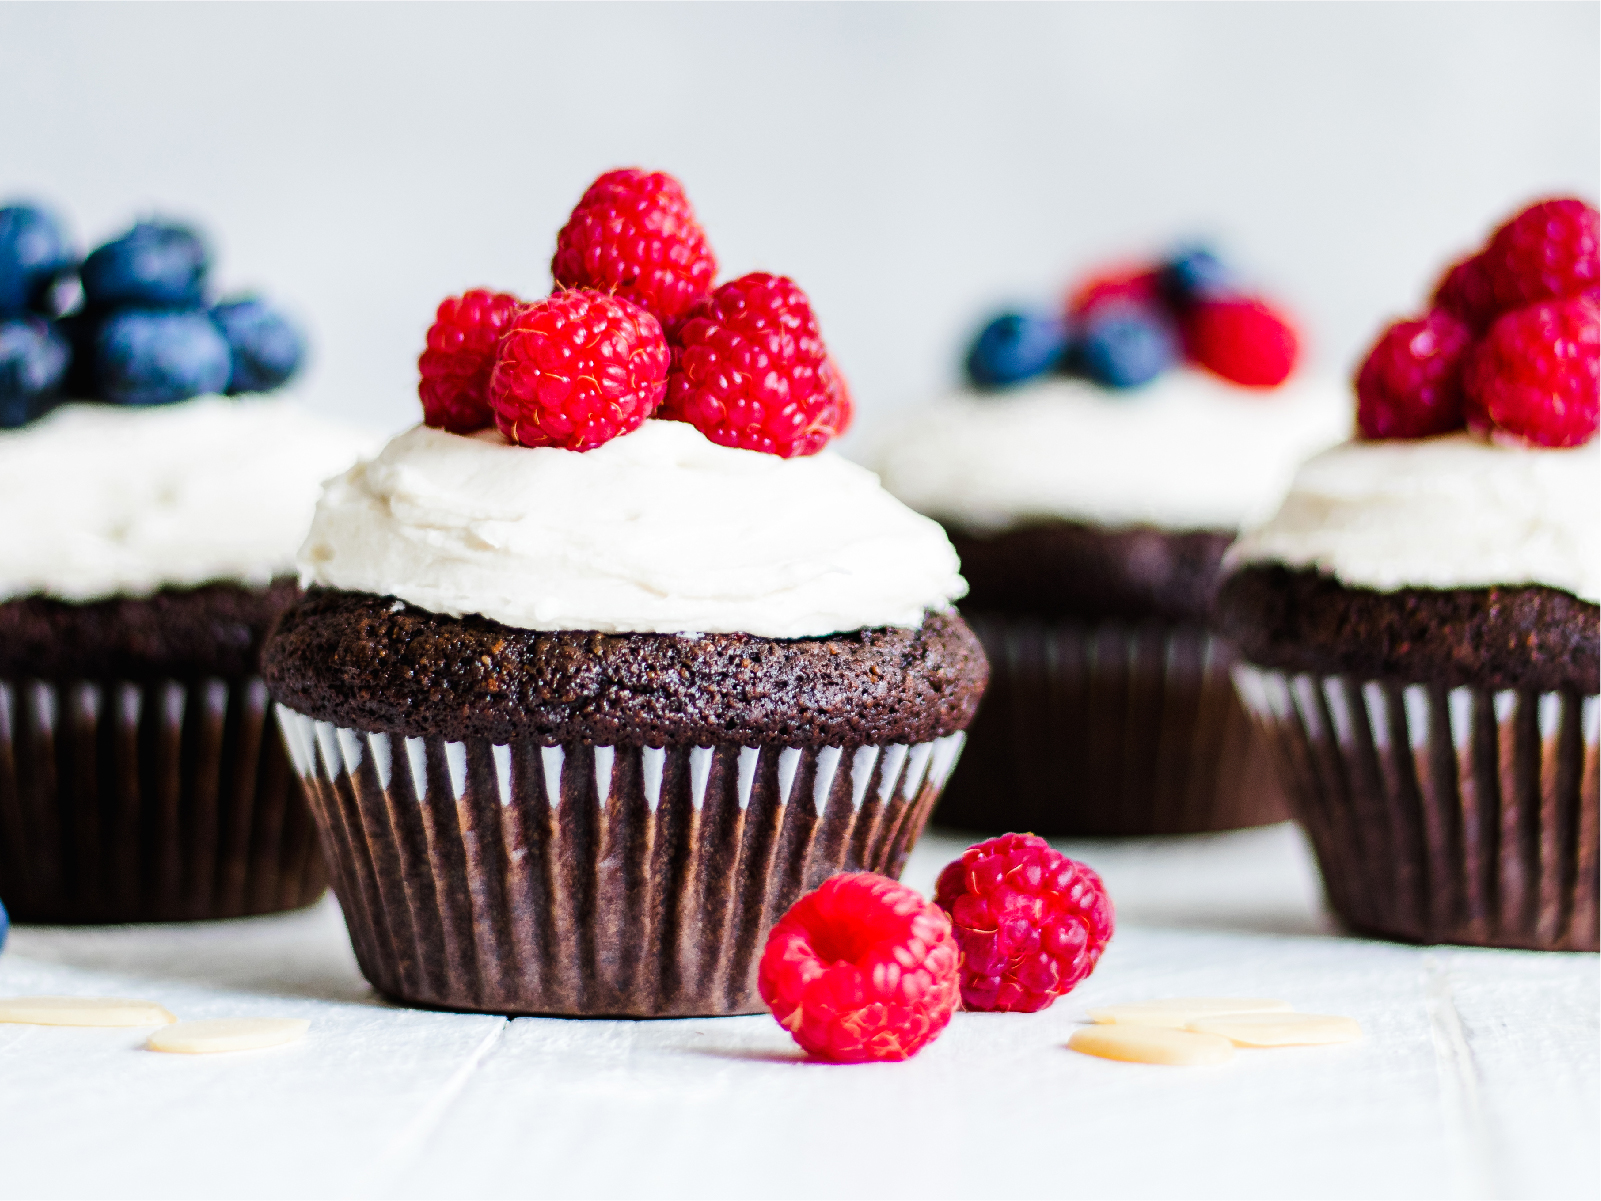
[
  {"xmin": 96, "ymin": 310, "xmax": 232, "ymax": 406},
  {"xmin": 965, "ymin": 310, "xmax": 1070, "ymax": 389},
  {"xmin": 0, "ymin": 203, "xmax": 76, "ymax": 316},
  {"xmin": 81, "ymin": 221, "xmax": 210, "ymax": 310},
  {"xmin": 1159, "ymin": 246, "xmax": 1236, "ymax": 307},
  {"xmin": 211, "ymin": 298, "xmax": 306, "ymax": 393},
  {"xmin": 1076, "ymin": 305, "xmax": 1177, "ymax": 389},
  {"xmin": 0, "ymin": 318, "xmax": 70, "ymax": 428},
  {"xmin": 0, "ymin": 897, "xmax": 7, "ymax": 954}
]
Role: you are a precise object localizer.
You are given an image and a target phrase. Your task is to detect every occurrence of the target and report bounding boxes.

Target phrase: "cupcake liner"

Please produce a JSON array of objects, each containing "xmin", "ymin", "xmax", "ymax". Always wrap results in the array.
[
  {"xmin": 0, "ymin": 676, "xmax": 326, "ymax": 924},
  {"xmin": 934, "ymin": 615, "xmax": 1286, "ymax": 836},
  {"xmin": 1234, "ymin": 665, "xmax": 1599, "ymax": 951},
  {"xmin": 275, "ymin": 705, "xmax": 967, "ymax": 1017}
]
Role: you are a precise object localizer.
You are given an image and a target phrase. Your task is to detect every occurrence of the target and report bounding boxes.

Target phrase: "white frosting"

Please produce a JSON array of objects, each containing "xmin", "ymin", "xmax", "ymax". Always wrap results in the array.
[
  {"xmin": 872, "ymin": 371, "xmax": 1351, "ymax": 532},
  {"xmin": 298, "ymin": 419, "xmax": 968, "ymax": 638},
  {"xmin": 0, "ymin": 398, "xmax": 380, "ymax": 602},
  {"xmin": 1226, "ymin": 434, "xmax": 1600, "ymax": 602}
]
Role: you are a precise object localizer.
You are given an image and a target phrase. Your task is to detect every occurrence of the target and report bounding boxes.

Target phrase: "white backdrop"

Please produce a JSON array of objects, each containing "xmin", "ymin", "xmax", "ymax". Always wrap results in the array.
[{"xmin": 2, "ymin": 2, "xmax": 1596, "ymax": 439}]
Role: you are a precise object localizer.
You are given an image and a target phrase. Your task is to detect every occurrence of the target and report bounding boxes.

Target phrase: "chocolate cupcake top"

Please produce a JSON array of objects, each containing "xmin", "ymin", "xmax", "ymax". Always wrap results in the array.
[
  {"xmin": 873, "ymin": 372, "xmax": 1348, "ymax": 536},
  {"xmin": 0, "ymin": 398, "xmax": 377, "ymax": 603},
  {"xmin": 1226, "ymin": 434, "xmax": 1599, "ymax": 603},
  {"xmin": 299, "ymin": 418, "xmax": 967, "ymax": 639}
]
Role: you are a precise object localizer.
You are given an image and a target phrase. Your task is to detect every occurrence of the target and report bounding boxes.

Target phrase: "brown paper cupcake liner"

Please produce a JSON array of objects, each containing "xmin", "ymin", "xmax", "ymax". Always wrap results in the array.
[
  {"xmin": 1234, "ymin": 665, "xmax": 1599, "ymax": 951},
  {"xmin": 276, "ymin": 705, "xmax": 967, "ymax": 1017},
  {"xmin": 933, "ymin": 615, "xmax": 1286, "ymax": 836},
  {"xmin": 0, "ymin": 676, "xmax": 326, "ymax": 924}
]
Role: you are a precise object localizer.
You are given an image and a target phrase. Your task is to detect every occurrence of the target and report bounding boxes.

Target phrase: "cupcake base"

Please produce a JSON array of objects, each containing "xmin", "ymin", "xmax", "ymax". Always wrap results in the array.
[
  {"xmin": 277, "ymin": 706, "xmax": 967, "ymax": 1017},
  {"xmin": 1235, "ymin": 665, "xmax": 1599, "ymax": 951},
  {"xmin": 934, "ymin": 615, "xmax": 1286, "ymax": 836},
  {"xmin": 0, "ymin": 676, "xmax": 326, "ymax": 923}
]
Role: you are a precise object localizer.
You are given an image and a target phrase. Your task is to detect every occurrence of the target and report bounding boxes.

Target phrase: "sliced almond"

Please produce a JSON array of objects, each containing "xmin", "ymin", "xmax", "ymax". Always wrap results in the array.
[
  {"xmin": 1069, "ymin": 1024, "xmax": 1235, "ymax": 1066},
  {"xmin": 147, "ymin": 1018, "xmax": 309, "ymax": 1054},
  {"xmin": 1087, "ymin": 997, "xmax": 1293, "ymax": 1029},
  {"xmin": 0, "ymin": 996, "xmax": 177, "ymax": 1027},
  {"xmin": 1188, "ymin": 1012, "xmax": 1363, "ymax": 1047}
]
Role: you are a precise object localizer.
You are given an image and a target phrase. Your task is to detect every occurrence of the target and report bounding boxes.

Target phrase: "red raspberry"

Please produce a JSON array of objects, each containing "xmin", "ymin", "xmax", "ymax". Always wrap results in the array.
[
  {"xmin": 1182, "ymin": 297, "xmax": 1300, "ymax": 387},
  {"xmin": 933, "ymin": 833, "xmax": 1113, "ymax": 1014},
  {"xmin": 551, "ymin": 168, "xmax": 717, "ymax": 331},
  {"xmin": 661, "ymin": 272, "xmax": 848, "ymax": 457},
  {"xmin": 1355, "ymin": 310, "xmax": 1473, "ymax": 440},
  {"xmin": 1066, "ymin": 263, "xmax": 1163, "ymax": 319},
  {"xmin": 758, "ymin": 873, "xmax": 960, "ymax": 1064},
  {"xmin": 487, "ymin": 289, "xmax": 669, "ymax": 452},
  {"xmin": 418, "ymin": 289, "xmax": 524, "ymax": 433},
  {"xmin": 1481, "ymin": 197, "xmax": 1600, "ymax": 312},
  {"xmin": 1462, "ymin": 295, "xmax": 1599, "ymax": 448},
  {"xmin": 822, "ymin": 354, "xmax": 854, "ymax": 437},
  {"xmin": 1431, "ymin": 254, "xmax": 1500, "ymax": 334}
]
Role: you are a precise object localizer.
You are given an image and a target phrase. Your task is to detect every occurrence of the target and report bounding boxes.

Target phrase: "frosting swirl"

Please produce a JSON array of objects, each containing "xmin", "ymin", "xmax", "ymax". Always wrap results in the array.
[
  {"xmin": 1226, "ymin": 433, "xmax": 1600, "ymax": 602},
  {"xmin": 872, "ymin": 371, "xmax": 1350, "ymax": 532},
  {"xmin": 298, "ymin": 419, "xmax": 968, "ymax": 638},
  {"xmin": 0, "ymin": 398, "xmax": 379, "ymax": 602}
]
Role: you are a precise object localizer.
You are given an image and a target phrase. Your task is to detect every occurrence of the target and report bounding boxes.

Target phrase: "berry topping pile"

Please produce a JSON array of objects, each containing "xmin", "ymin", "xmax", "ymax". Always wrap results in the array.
[
  {"xmin": 1357, "ymin": 196, "xmax": 1599, "ymax": 448},
  {"xmin": 965, "ymin": 245, "xmax": 1300, "ymax": 393},
  {"xmin": 0, "ymin": 201, "xmax": 306, "ymax": 430},
  {"xmin": 933, "ymin": 833, "xmax": 1113, "ymax": 1013},
  {"xmin": 758, "ymin": 835, "xmax": 1115, "ymax": 1063},
  {"xmin": 757, "ymin": 872, "xmax": 960, "ymax": 1063},
  {"xmin": 417, "ymin": 168, "xmax": 852, "ymax": 457}
]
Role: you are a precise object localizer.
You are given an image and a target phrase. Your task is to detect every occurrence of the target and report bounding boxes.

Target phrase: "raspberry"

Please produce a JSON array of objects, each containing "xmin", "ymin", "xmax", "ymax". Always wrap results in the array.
[
  {"xmin": 758, "ymin": 873, "xmax": 959, "ymax": 1063},
  {"xmin": 1182, "ymin": 297, "xmax": 1300, "ymax": 387},
  {"xmin": 822, "ymin": 353, "xmax": 854, "ymax": 437},
  {"xmin": 1481, "ymin": 197, "xmax": 1600, "ymax": 313},
  {"xmin": 933, "ymin": 833, "xmax": 1113, "ymax": 1013},
  {"xmin": 1431, "ymin": 253, "xmax": 1500, "ymax": 333},
  {"xmin": 1462, "ymin": 295, "xmax": 1599, "ymax": 448},
  {"xmin": 1066, "ymin": 263, "xmax": 1162, "ymax": 319},
  {"xmin": 417, "ymin": 289, "xmax": 524, "ymax": 433},
  {"xmin": 661, "ymin": 272, "xmax": 847, "ymax": 457},
  {"xmin": 487, "ymin": 289, "xmax": 669, "ymax": 452},
  {"xmin": 1354, "ymin": 309, "xmax": 1473, "ymax": 440},
  {"xmin": 551, "ymin": 169, "xmax": 717, "ymax": 331}
]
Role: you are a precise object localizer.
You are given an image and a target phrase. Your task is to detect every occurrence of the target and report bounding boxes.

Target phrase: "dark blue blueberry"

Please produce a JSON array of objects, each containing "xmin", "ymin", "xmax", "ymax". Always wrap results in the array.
[
  {"xmin": 0, "ymin": 203, "xmax": 76, "ymax": 316},
  {"xmin": 0, "ymin": 896, "xmax": 8, "ymax": 954},
  {"xmin": 965, "ymin": 310, "xmax": 1070, "ymax": 389},
  {"xmin": 211, "ymin": 298, "xmax": 306, "ymax": 393},
  {"xmin": 1159, "ymin": 246, "xmax": 1237, "ymax": 307},
  {"xmin": 1076, "ymin": 304, "xmax": 1177, "ymax": 389},
  {"xmin": 0, "ymin": 318, "xmax": 70, "ymax": 428},
  {"xmin": 80, "ymin": 221, "xmax": 210, "ymax": 310},
  {"xmin": 96, "ymin": 310, "xmax": 232, "ymax": 406}
]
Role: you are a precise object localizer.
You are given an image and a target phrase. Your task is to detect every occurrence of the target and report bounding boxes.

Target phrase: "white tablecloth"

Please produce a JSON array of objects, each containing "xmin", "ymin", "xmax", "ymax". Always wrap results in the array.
[{"xmin": 2, "ymin": 824, "xmax": 1596, "ymax": 1200}]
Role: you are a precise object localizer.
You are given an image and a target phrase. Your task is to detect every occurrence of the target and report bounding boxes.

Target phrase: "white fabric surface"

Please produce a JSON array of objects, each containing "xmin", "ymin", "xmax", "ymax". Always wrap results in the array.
[{"xmin": 1, "ymin": 824, "xmax": 1595, "ymax": 1201}]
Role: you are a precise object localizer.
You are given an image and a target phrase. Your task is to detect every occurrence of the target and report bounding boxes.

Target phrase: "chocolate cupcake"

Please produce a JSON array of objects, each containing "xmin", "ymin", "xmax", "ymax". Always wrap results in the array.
[
  {"xmin": 875, "ymin": 370, "xmax": 1347, "ymax": 835},
  {"xmin": 265, "ymin": 419, "xmax": 985, "ymax": 1017},
  {"xmin": 0, "ymin": 399, "xmax": 375, "ymax": 922},
  {"xmin": 1220, "ymin": 434, "xmax": 1598, "ymax": 950}
]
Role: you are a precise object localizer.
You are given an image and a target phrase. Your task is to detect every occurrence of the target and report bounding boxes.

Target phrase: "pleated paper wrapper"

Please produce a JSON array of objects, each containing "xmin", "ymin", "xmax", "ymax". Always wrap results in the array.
[
  {"xmin": 934, "ymin": 615, "xmax": 1286, "ymax": 836},
  {"xmin": 0, "ymin": 676, "xmax": 326, "ymax": 923},
  {"xmin": 1235, "ymin": 664, "xmax": 1599, "ymax": 951},
  {"xmin": 277, "ymin": 705, "xmax": 967, "ymax": 1017}
]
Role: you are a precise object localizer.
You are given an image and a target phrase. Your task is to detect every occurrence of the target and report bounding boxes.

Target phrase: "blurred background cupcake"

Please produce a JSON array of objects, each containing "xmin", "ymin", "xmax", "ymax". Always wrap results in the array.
[
  {"xmin": 1221, "ymin": 197, "xmax": 1599, "ymax": 951},
  {"xmin": 264, "ymin": 171, "xmax": 987, "ymax": 1017},
  {"xmin": 874, "ymin": 247, "xmax": 1349, "ymax": 836},
  {"xmin": 0, "ymin": 200, "xmax": 377, "ymax": 923}
]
